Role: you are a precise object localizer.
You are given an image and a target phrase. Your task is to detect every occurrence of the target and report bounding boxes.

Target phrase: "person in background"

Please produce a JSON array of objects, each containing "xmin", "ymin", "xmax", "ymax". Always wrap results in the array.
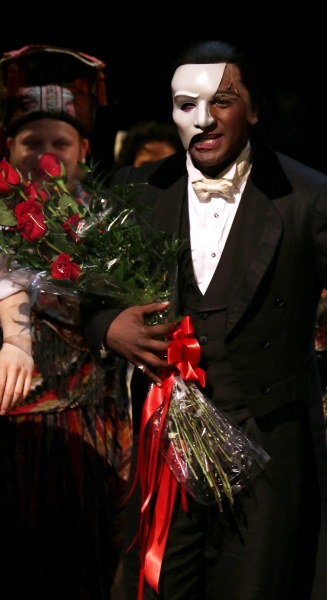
[
  {"xmin": 0, "ymin": 45, "xmax": 132, "ymax": 600},
  {"xmin": 110, "ymin": 120, "xmax": 183, "ymax": 177}
]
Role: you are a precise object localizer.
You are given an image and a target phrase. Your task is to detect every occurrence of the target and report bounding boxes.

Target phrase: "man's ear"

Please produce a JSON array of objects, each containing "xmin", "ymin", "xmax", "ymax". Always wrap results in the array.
[
  {"xmin": 80, "ymin": 138, "xmax": 90, "ymax": 163},
  {"xmin": 6, "ymin": 137, "xmax": 13, "ymax": 152},
  {"xmin": 247, "ymin": 102, "xmax": 259, "ymax": 125}
]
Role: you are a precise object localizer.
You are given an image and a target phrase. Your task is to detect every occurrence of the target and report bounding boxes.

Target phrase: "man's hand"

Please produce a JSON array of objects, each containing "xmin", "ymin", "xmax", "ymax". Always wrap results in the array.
[
  {"xmin": 0, "ymin": 342, "xmax": 34, "ymax": 415},
  {"xmin": 105, "ymin": 301, "xmax": 176, "ymax": 386}
]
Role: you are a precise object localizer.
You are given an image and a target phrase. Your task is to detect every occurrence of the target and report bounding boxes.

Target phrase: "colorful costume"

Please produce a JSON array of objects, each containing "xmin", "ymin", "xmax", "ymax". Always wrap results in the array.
[{"xmin": 0, "ymin": 46, "xmax": 132, "ymax": 600}]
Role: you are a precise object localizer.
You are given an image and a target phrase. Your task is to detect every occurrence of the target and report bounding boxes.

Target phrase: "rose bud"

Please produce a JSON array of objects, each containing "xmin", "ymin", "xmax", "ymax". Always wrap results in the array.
[
  {"xmin": 36, "ymin": 153, "xmax": 66, "ymax": 181},
  {"xmin": 0, "ymin": 158, "xmax": 21, "ymax": 193}
]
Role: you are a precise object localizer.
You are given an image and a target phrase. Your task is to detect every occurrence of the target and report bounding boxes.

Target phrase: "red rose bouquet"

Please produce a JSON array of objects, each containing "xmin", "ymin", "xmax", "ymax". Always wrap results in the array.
[{"xmin": 0, "ymin": 153, "xmax": 179, "ymax": 309}]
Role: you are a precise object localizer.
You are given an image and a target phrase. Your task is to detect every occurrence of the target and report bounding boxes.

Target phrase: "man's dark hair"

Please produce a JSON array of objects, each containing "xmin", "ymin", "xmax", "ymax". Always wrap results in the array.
[
  {"xmin": 114, "ymin": 120, "xmax": 183, "ymax": 170},
  {"xmin": 173, "ymin": 40, "xmax": 263, "ymax": 117}
]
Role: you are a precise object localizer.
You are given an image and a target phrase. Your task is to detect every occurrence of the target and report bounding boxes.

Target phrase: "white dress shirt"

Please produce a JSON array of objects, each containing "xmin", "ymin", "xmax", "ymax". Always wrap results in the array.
[{"xmin": 186, "ymin": 143, "xmax": 252, "ymax": 294}]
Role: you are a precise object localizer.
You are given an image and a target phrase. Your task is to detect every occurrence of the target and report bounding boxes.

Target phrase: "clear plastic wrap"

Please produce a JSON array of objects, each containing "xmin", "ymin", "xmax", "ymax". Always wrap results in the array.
[{"xmin": 153, "ymin": 376, "xmax": 270, "ymax": 510}]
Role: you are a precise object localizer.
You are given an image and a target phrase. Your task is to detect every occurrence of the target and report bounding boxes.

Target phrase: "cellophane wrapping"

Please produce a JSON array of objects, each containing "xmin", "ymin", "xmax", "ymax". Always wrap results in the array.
[{"xmin": 153, "ymin": 376, "xmax": 270, "ymax": 510}]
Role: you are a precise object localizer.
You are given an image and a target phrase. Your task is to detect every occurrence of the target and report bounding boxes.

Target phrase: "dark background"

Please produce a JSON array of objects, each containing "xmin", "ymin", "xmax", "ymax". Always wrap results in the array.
[{"xmin": 1, "ymin": 14, "xmax": 326, "ymax": 174}]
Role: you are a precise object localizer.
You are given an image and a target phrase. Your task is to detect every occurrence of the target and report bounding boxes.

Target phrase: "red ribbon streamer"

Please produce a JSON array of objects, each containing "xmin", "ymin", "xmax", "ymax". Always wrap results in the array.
[{"xmin": 127, "ymin": 316, "xmax": 206, "ymax": 598}]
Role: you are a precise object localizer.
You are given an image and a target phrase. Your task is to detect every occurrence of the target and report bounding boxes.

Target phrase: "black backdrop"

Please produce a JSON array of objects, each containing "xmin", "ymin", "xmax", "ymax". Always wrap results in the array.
[{"xmin": 1, "ymin": 14, "xmax": 326, "ymax": 174}]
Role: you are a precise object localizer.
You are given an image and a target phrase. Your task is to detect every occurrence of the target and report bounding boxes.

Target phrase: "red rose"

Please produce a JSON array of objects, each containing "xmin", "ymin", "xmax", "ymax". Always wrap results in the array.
[
  {"xmin": 36, "ymin": 153, "xmax": 64, "ymax": 180},
  {"xmin": 62, "ymin": 214, "xmax": 82, "ymax": 243},
  {"xmin": 0, "ymin": 158, "xmax": 21, "ymax": 193},
  {"xmin": 51, "ymin": 253, "xmax": 81, "ymax": 282},
  {"xmin": 14, "ymin": 199, "xmax": 47, "ymax": 243},
  {"xmin": 24, "ymin": 182, "xmax": 49, "ymax": 203}
]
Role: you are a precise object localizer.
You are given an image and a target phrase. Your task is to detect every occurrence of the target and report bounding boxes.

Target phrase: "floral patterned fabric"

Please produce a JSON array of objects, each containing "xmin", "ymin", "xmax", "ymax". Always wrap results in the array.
[{"xmin": 0, "ymin": 294, "xmax": 132, "ymax": 600}]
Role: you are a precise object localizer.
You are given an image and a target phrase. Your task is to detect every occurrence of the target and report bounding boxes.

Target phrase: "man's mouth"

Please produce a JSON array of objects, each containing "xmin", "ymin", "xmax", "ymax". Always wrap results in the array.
[{"xmin": 192, "ymin": 134, "xmax": 223, "ymax": 152}]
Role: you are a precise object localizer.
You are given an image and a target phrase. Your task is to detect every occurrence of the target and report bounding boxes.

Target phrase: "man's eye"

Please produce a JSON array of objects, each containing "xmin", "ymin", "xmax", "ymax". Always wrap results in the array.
[
  {"xmin": 54, "ymin": 141, "xmax": 69, "ymax": 149},
  {"xmin": 212, "ymin": 95, "xmax": 238, "ymax": 108},
  {"xmin": 180, "ymin": 103, "xmax": 196, "ymax": 112}
]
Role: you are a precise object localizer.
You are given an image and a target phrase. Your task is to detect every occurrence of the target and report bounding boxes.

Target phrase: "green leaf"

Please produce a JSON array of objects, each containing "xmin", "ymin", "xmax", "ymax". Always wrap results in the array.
[
  {"xmin": 24, "ymin": 256, "xmax": 45, "ymax": 268},
  {"xmin": 58, "ymin": 193, "xmax": 86, "ymax": 216},
  {"xmin": 0, "ymin": 200, "xmax": 17, "ymax": 226},
  {"xmin": 50, "ymin": 235, "xmax": 71, "ymax": 253},
  {"xmin": 0, "ymin": 235, "xmax": 11, "ymax": 254},
  {"xmin": 77, "ymin": 161, "xmax": 92, "ymax": 173},
  {"xmin": 47, "ymin": 220, "xmax": 63, "ymax": 232}
]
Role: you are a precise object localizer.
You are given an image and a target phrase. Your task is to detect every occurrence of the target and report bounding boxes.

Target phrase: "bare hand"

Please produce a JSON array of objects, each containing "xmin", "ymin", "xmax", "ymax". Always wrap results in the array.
[
  {"xmin": 105, "ymin": 301, "xmax": 176, "ymax": 386},
  {"xmin": 0, "ymin": 343, "xmax": 34, "ymax": 415}
]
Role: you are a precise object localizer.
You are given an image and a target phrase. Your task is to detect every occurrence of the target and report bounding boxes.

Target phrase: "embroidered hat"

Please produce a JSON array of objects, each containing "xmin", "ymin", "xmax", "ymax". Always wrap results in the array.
[{"xmin": 0, "ymin": 44, "xmax": 107, "ymax": 139}]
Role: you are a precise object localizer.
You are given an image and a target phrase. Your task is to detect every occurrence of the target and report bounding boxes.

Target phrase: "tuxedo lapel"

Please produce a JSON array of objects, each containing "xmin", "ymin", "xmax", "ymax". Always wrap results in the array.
[
  {"xmin": 150, "ymin": 174, "xmax": 187, "ymax": 238},
  {"xmin": 198, "ymin": 174, "xmax": 272, "ymax": 311},
  {"xmin": 225, "ymin": 179, "xmax": 283, "ymax": 336},
  {"xmin": 147, "ymin": 151, "xmax": 188, "ymax": 238},
  {"xmin": 225, "ymin": 144, "xmax": 292, "ymax": 336}
]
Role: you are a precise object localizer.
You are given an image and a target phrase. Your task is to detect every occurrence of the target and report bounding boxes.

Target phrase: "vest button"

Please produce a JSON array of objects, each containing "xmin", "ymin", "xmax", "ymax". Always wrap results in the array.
[
  {"xmin": 261, "ymin": 339, "xmax": 271, "ymax": 349},
  {"xmin": 274, "ymin": 298, "xmax": 285, "ymax": 308},
  {"xmin": 199, "ymin": 312, "xmax": 208, "ymax": 320},
  {"xmin": 199, "ymin": 336, "xmax": 208, "ymax": 345},
  {"xmin": 262, "ymin": 385, "xmax": 271, "ymax": 394}
]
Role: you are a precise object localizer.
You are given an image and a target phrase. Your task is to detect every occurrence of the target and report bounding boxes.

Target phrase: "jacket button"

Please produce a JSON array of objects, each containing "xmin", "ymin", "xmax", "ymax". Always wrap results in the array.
[
  {"xmin": 261, "ymin": 339, "xmax": 271, "ymax": 349},
  {"xmin": 199, "ymin": 336, "xmax": 207, "ymax": 345},
  {"xmin": 199, "ymin": 312, "xmax": 208, "ymax": 320},
  {"xmin": 262, "ymin": 385, "xmax": 271, "ymax": 394},
  {"xmin": 274, "ymin": 298, "xmax": 285, "ymax": 308}
]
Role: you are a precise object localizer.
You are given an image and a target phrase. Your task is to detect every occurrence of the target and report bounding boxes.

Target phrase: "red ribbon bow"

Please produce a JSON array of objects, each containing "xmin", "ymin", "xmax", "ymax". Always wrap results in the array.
[
  {"xmin": 167, "ymin": 316, "xmax": 206, "ymax": 387},
  {"xmin": 128, "ymin": 316, "xmax": 205, "ymax": 599}
]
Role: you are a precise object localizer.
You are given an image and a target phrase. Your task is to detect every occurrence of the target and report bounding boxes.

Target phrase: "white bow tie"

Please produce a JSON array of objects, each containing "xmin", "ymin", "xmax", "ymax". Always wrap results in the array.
[{"xmin": 192, "ymin": 159, "xmax": 251, "ymax": 201}]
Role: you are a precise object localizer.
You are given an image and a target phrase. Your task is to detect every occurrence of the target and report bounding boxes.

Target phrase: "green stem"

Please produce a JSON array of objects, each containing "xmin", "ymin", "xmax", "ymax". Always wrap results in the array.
[
  {"xmin": 170, "ymin": 401, "xmax": 219, "ymax": 494},
  {"xmin": 168, "ymin": 385, "xmax": 234, "ymax": 507},
  {"xmin": 169, "ymin": 404, "xmax": 200, "ymax": 482},
  {"xmin": 57, "ymin": 179, "xmax": 70, "ymax": 194},
  {"xmin": 44, "ymin": 239, "xmax": 63, "ymax": 254},
  {"xmin": 19, "ymin": 190, "xmax": 29, "ymax": 202},
  {"xmin": 47, "ymin": 205, "xmax": 63, "ymax": 219}
]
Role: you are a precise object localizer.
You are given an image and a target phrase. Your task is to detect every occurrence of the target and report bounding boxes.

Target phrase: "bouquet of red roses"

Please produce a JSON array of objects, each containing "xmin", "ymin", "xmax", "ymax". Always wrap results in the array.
[{"xmin": 0, "ymin": 153, "xmax": 179, "ymax": 310}]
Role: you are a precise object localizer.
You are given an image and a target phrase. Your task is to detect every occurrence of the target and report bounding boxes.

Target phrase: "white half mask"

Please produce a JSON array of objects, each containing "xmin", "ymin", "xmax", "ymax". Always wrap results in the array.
[{"xmin": 171, "ymin": 63, "xmax": 226, "ymax": 149}]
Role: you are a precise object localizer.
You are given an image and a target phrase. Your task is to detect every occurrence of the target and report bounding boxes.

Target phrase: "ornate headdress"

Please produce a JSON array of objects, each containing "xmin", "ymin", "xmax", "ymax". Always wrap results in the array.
[{"xmin": 0, "ymin": 44, "xmax": 107, "ymax": 149}]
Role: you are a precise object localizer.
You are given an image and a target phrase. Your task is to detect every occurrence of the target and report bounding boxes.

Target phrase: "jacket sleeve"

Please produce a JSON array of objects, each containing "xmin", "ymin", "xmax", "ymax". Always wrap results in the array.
[{"xmin": 80, "ymin": 302, "xmax": 122, "ymax": 367}]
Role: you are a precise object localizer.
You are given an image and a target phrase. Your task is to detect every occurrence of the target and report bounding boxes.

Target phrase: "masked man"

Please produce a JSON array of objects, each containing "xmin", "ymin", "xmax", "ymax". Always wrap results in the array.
[{"xmin": 82, "ymin": 40, "xmax": 327, "ymax": 600}]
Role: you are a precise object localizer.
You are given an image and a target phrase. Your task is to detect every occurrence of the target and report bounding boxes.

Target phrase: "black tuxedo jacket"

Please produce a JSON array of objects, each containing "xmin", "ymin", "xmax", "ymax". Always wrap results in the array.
[{"xmin": 83, "ymin": 144, "xmax": 327, "ymax": 517}]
